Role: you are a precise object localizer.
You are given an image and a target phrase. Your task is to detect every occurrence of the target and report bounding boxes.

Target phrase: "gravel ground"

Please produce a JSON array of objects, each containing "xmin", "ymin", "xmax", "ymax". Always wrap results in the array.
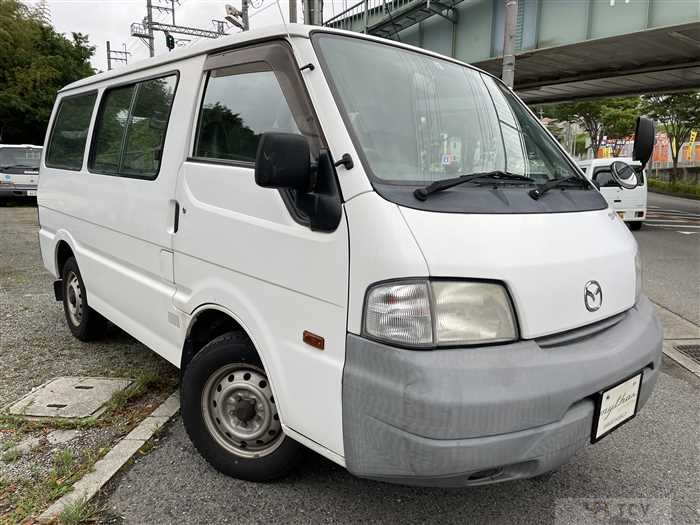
[
  {"xmin": 0, "ymin": 203, "xmax": 177, "ymax": 410},
  {"xmin": 0, "ymin": 202, "xmax": 179, "ymax": 521}
]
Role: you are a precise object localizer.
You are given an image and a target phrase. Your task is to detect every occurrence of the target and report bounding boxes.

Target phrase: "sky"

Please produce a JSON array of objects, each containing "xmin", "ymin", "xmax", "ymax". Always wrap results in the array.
[{"xmin": 24, "ymin": 0, "xmax": 350, "ymax": 73}]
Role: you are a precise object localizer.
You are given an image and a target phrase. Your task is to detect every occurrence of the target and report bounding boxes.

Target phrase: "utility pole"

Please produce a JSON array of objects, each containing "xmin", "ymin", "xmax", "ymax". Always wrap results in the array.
[
  {"xmin": 242, "ymin": 0, "xmax": 249, "ymax": 31},
  {"xmin": 304, "ymin": 0, "xmax": 322, "ymax": 24},
  {"xmin": 501, "ymin": 0, "xmax": 517, "ymax": 88},
  {"xmin": 289, "ymin": 0, "xmax": 297, "ymax": 23},
  {"xmin": 106, "ymin": 41, "xmax": 130, "ymax": 71},
  {"xmin": 146, "ymin": 0, "xmax": 155, "ymax": 57}
]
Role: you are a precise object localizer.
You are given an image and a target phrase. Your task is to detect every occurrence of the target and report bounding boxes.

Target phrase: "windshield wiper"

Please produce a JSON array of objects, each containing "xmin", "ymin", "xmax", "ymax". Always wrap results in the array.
[
  {"xmin": 414, "ymin": 171, "xmax": 535, "ymax": 201},
  {"xmin": 528, "ymin": 176, "xmax": 590, "ymax": 200}
]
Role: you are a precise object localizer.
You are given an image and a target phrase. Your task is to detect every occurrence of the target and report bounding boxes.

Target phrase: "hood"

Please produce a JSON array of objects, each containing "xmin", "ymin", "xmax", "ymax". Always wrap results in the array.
[{"xmin": 399, "ymin": 206, "xmax": 637, "ymax": 339}]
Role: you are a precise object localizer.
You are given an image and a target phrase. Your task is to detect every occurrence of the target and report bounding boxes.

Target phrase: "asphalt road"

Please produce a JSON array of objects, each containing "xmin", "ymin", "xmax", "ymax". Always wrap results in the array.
[
  {"xmin": 102, "ymin": 193, "xmax": 700, "ymax": 525},
  {"xmin": 636, "ymin": 192, "xmax": 700, "ymax": 324}
]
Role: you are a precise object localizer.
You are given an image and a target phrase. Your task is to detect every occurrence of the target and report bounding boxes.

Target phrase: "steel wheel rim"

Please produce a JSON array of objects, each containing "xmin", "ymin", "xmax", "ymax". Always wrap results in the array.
[
  {"xmin": 201, "ymin": 363, "xmax": 283, "ymax": 458},
  {"xmin": 66, "ymin": 271, "xmax": 83, "ymax": 326}
]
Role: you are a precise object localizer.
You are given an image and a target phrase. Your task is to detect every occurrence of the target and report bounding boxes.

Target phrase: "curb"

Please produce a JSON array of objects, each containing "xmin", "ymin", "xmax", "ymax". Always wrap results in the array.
[{"xmin": 38, "ymin": 390, "xmax": 180, "ymax": 522}]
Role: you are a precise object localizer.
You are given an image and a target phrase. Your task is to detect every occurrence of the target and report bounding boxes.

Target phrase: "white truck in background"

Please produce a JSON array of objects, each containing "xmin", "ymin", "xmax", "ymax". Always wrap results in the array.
[
  {"xmin": 0, "ymin": 144, "xmax": 41, "ymax": 203},
  {"xmin": 578, "ymin": 157, "xmax": 648, "ymax": 230}
]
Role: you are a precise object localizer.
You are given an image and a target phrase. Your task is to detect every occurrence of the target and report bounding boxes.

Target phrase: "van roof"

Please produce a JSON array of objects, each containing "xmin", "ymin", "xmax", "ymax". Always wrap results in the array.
[
  {"xmin": 60, "ymin": 24, "xmax": 489, "ymax": 94},
  {"xmin": 0, "ymin": 144, "xmax": 42, "ymax": 149}
]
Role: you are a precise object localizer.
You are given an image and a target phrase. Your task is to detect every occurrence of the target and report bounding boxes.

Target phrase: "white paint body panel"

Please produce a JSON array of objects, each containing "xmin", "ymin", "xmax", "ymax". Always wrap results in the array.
[{"xmin": 399, "ymin": 206, "xmax": 637, "ymax": 338}]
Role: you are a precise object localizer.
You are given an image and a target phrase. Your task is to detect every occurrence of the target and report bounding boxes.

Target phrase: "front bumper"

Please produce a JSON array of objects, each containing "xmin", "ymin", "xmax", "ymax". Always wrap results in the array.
[
  {"xmin": 0, "ymin": 186, "xmax": 37, "ymax": 198},
  {"xmin": 342, "ymin": 296, "xmax": 662, "ymax": 486}
]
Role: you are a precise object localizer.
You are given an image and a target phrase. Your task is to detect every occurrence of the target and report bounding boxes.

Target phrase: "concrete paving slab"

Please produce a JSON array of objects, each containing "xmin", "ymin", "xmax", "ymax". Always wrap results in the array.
[
  {"xmin": 47, "ymin": 429, "xmax": 82, "ymax": 445},
  {"xmin": 7, "ymin": 377, "xmax": 131, "ymax": 419},
  {"xmin": 653, "ymin": 303, "xmax": 700, "ymax": 340}
]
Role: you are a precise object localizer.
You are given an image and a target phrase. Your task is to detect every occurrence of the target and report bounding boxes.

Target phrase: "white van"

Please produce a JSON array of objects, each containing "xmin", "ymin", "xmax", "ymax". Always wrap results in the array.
[
  {"xmin": 38, "ymin": 26, "xmax": 662, "ymax": 486},
  {"xmin": 578, "ymin": 157, "xmax": 648, "ymax": 230},
  {"xmin": 0, "ymin": 144, "xmax": 41, "ymax": 202}
]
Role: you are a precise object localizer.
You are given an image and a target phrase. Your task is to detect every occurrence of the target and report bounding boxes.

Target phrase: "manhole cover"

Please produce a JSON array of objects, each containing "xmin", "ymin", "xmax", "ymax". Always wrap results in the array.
[
  {"xmin": 674, "ymin": 344, "xmax": 700, "ymax": 363},
  {"xmin": 6, "ymin": 377, "xmax": 132, "ymax": 419}
]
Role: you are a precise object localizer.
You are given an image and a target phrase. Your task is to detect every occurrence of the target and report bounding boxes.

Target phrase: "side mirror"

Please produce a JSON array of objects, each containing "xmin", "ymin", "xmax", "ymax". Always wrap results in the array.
[
  {"xmin": 610, "ymin": 161, "xmax": 639, "ymax": 190},
  {"xmin": 255, "ymin": 132, "xmax": 312, "ymax": 191},
  {"xmin": 632, "ymin": 116, "xmax": 655, "ymax": 169}
]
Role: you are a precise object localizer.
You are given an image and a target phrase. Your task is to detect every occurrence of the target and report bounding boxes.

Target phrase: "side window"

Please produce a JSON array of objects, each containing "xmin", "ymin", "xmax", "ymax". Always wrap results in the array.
[
  {"xmin": 122, "ymin": 77, "xmax": 177, "ymax": 177},
  {"xmin": 90, "ymin": 74, "xmax": 177, "ymax": 179},
  {"xmin": 194, "ymin": 68, "xmax": 300, "ymax": 163},
  {"xmin": 46, "ymin": 92, "xmax": 97, "ymax": 170},
  {"xmin": 593, "ymin": 168, "xmax": 619, "ymax": 188},
  {"xmin": 92, "ymin": 85, "xmax": 135, "ymax": 173}
]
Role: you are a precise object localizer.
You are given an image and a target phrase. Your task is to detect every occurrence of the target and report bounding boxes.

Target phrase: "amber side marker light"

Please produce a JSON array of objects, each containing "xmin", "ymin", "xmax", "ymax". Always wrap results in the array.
[{"xmin": 303, "ymin": 330, "xmax": 325, "ymax": 350}]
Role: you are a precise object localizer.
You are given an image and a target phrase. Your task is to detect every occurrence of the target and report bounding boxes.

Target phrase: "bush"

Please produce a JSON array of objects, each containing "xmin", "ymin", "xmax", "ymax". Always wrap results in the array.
[{"xmin": 648, "ymin": 178, "xmax": 700, "ymax": 197}]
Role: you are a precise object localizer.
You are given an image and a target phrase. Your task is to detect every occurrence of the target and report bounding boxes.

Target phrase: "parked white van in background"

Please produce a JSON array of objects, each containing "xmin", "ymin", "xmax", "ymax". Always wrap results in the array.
[
  {"xmin": 38, "ymin": 26, "xmax": 661, "ymax": 487},
  {"xmin": 0, "ymin": 144, "xmax": 41, "ymax": 202},
  {"xmin": 578, "ymin": 157, "xmax": 648, "ymax": 230}
]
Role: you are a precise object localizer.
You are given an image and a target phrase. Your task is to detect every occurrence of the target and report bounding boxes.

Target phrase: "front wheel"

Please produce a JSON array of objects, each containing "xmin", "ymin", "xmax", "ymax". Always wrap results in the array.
[
  {"xmin": 629, "ymin": 221, "xmax": 643, "ymax": 231},
  {"xmin": 181, "ymin": 331, "xmax": 304, "ymax": 481}
]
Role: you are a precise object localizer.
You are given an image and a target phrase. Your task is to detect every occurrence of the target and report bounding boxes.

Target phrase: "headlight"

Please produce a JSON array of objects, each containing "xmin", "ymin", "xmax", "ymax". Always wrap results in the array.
[
  {"xmin": 635, "ymin": 251, "xmax": 642, "ymax": 302},
  {"xmin": 363, "ymin": 280, "xmax": 517, "ymax": 348}
]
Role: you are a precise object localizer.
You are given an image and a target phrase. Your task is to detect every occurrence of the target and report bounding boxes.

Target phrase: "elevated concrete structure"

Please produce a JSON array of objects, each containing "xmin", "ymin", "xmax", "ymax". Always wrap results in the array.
[{"xmin": 325, "ymin": 0, "xmax": 700, "ymax": 103}]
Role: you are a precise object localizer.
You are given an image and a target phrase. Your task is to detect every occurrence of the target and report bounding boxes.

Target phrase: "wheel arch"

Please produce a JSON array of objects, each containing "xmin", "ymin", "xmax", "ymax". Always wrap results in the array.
[{"xmin": 181, "ymin": 304, "xmax": 289, "ymax": 426}]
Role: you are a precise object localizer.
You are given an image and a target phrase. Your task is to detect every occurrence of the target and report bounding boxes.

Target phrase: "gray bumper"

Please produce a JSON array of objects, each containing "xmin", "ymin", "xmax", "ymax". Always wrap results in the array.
[
  {"xmin": 342, "ymin": 296, "xmax": 662, "ymax": 486},
  {"xmin": 0, "ymin": 186, "xmax": 36, "ymax": 198}
]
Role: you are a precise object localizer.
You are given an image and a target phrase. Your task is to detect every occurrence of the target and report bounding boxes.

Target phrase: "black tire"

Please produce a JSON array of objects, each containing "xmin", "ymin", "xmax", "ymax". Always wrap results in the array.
[
  {"xmin": 181, "ymin": 331, "xmax": 304, "ymax": 482},
  {"xmin": 61, "ymin": 256, "xmax": 107, "ymax": 341},
  {"xmin": 629, "ymin": 221, "xmax": 643, "ymax": 231}
]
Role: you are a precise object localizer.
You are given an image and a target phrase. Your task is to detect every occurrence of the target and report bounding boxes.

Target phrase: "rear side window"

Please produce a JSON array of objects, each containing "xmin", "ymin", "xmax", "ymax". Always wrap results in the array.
[
  {"xmin": 90, "ymin": 74, "xmax": 177, "ymax": 179},
  {"xmin": 194, "ymin": 68, "xmax": 300, "ymax": 163},
  {"xmin": 46, "ymin": 92, "xmax": 97, "ymax": 170}
]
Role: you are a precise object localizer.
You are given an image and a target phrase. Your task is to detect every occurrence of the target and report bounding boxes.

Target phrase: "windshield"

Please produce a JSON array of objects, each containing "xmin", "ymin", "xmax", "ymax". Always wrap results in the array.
[
  {"xmin": 0, "ymin": 147, "xmax": 41, "ymax": 169},
  {"xmin": 314, "ymin": 35, "xmax": 579, "ymax": 185}
]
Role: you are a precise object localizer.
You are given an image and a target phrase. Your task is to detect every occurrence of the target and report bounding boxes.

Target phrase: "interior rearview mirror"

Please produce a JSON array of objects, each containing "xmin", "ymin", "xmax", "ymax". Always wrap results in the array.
[
  {"xmin": 610, "ymin": 161, "xmax": 639, "ymax": 190},
  {"xmin": 632, "ymin": 116, "xmax": 655, "ymax": 169},
  {"xmin": 255, "ymin": 132, "xmax": 312, "ymax": 191}
]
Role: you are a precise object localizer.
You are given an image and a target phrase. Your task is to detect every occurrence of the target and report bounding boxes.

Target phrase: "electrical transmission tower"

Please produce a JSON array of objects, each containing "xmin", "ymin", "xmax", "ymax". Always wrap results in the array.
[
  {"xmin": 106, "ymin": 42, "xmax": 130, "ymax": 71},
  {"xmin": 35, "ymin": 0, "xmax": 51, "ymax": 25},
  {"xmin": 131, "ymin": 0, "xmax": 229, "ymax": 57}
]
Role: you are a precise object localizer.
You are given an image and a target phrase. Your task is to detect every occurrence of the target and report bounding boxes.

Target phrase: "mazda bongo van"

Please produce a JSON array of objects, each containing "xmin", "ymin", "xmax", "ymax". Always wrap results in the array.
[
  {"xmin": 578, "ymin": 157, "xmax": 648, "ymax": 230},
  {"xmin": 38, "ymin": 25, "xmax": 662, "ymax": 486}
]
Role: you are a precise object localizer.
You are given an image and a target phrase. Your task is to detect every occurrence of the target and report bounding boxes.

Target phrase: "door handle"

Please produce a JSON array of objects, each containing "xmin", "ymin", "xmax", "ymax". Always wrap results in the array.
[
  {"xmin": 174, "ymin": 200, "xmax": 180, "ymax": 233},
  {"xmin": 169, "ymin": 199, "xmax": 180, "ymax": 234}
]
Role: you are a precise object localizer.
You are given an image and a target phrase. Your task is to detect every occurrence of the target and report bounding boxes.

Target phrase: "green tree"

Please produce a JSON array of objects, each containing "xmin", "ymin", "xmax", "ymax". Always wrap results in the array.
[
  {"xmin": 535, "ymin": 98, "xmax": 639, "ymax": 156},
  {"xmin": 0, "ymin": 0, "xmax": 95, "ymax": 143},
  {"xmin": 640, "ymin": 92, "xmax": 700, "ymax": 183}
]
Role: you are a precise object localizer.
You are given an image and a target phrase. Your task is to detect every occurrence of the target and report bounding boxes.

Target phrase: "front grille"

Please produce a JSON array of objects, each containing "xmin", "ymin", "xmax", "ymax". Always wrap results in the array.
[{"xmin": 536, "ymin": 312, "xmax": 628, "ymax": 348}]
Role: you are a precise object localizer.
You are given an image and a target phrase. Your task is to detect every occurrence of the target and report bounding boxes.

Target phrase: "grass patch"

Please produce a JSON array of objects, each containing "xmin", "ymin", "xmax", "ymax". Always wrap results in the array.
[
  {"xmin": 0, "ymin": 448, "xmax": 103, "ymax": 523},
  {"xmin": 58, "ymin": 497, "xmax": 100, "ymax": 525},
  {"xmin": 648, "ymin": 178, "xmax": 700, "ymax": 196}
]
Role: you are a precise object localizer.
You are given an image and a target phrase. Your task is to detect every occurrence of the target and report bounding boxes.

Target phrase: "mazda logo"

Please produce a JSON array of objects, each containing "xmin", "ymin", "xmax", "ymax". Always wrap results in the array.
[{"xmin": 584, "ymin": 280, "xmax": 603, "ymax": 312}]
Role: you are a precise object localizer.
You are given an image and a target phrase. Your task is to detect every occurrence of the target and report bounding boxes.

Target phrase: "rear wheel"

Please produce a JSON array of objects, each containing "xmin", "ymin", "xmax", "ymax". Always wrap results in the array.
[
  {"xmin": 61, "ymin": 257, "xmax": 107, "ymax": 341},
  {"xmin": 181, "ymin": 331, "xmax": 304, "ymax": 481},
  {"xmin": 629, "ymin": 221, "xmax": 643, "ymax": 231}
]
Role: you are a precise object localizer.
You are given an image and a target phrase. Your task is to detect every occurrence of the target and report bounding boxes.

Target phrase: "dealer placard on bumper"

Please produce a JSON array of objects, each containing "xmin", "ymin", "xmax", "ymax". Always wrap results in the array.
[{"xmin": 593, "ymin": 373, "xmax": 642, "ymax": 442}]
